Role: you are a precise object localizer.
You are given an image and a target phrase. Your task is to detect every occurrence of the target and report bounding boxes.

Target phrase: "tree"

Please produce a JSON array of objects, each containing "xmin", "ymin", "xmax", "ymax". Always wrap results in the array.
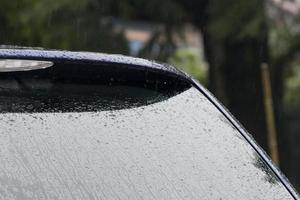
[
  {"xmin": 182, "ymin": 0, "xmax": 270, "ymax": 149},
  {"xmin": 0, "ymin": 0, "xmax": 129, "ymax": 53}
]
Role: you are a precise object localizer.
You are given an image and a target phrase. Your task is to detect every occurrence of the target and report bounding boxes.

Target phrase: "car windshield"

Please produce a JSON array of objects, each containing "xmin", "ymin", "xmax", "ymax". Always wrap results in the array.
[{"xmin": 0, "ymin": 63, "xmax": 294, "ymax": 200}]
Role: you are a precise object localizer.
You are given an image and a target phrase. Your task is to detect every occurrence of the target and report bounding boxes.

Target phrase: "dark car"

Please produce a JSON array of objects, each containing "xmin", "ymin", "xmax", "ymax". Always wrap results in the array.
[{"xmin": 0, "ymin": 48, "xmax": 299, "ymax": 200}]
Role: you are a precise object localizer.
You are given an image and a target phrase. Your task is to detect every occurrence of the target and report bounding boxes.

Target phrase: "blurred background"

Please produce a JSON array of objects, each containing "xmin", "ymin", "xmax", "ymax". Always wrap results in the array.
[{"xmin": 1, "ymin": 0, "xmax": 300, "ymax": 190}]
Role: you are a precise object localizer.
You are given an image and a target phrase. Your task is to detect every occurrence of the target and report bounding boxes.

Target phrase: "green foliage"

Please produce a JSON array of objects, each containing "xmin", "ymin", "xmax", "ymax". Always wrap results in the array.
[
  {"xmin": 0, "ymin": 0, "xmax": 189, "ymax": 58},
  {"xmin": 269, "ymin": 28, "xmax": 292, "ymax": 60},
  {"xmin": 108, "ymin": 0, "xmax": 186, "ymax": 25},
  {"xmin": 284, "ymin": 62, "xmax": 300, "ymax": 110},
  {"xmin": 208, "ymin": 0, "xmax": 266, "ymax": 40},
  {"xmin": 268, "ymin": 14, "xmax": 300, "ymax": 112},
  {"xmin": 0, "ymin": 0, "xmax": 129, "ymax": 53},
  {"xmin": 268, "ymin": 21, "xmax": 300, "ymax": 65},
  {"xmin": 168, "ymin": 48, "xmax": 208, "ymax": 84}
]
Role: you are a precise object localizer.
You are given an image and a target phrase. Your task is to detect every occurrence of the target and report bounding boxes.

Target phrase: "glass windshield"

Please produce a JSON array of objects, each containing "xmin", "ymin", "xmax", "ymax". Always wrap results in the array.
[{"xmin": 0, "ymin": 79, "xmax": 294, "ymax": 199}]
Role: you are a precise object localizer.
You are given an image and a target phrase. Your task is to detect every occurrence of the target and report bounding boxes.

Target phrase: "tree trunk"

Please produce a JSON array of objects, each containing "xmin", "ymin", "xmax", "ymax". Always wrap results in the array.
[
  {"xmin": 198, "ymin": 0, "xmax": 270, "ymax": 150},
  {"xmin": 272, "ymin": 62, "xmax": 289, "ymax": 175}
]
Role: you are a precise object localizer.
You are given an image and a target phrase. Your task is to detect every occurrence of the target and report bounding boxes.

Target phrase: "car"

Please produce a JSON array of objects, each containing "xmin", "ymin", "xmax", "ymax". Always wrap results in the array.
[{"xmin": 0, "ymin": 48, "xmax": 299, "ymax": 200}]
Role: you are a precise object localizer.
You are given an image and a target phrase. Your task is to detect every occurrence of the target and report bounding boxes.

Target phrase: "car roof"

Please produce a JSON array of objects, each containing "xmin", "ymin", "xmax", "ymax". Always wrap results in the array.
[{"xmin": 0, "ymin": 47, "xmax": 190, "ymax": 82}]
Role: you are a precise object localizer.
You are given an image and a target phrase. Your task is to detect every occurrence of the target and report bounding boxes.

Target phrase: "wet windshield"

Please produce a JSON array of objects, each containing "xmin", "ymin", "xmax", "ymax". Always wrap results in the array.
[{"xmin": 0, "ymin": 73, "xmax": 294, "ymax": 199}]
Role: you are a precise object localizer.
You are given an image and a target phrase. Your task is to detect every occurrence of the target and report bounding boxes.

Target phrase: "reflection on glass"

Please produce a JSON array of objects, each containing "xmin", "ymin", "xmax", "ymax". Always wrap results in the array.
[
  {"xmin": 0, "ymin": 59, "xmax": 53, "ymax": 72},
  {"xmin": 0, "ymin": 85, "xmax": 175, "ymax": 113}
]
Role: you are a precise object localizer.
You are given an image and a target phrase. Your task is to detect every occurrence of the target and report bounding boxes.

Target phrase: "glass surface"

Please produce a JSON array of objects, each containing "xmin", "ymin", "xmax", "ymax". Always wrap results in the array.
[{"xmin": 0, "ymin": 86, "xmax": 294, "ymax": 199}]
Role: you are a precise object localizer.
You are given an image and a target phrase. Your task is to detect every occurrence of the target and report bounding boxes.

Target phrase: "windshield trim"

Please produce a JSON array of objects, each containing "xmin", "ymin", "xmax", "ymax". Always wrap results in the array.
[{"xmin": 190, "ymin": 78, "xmax": 300, "ymax": 200}]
